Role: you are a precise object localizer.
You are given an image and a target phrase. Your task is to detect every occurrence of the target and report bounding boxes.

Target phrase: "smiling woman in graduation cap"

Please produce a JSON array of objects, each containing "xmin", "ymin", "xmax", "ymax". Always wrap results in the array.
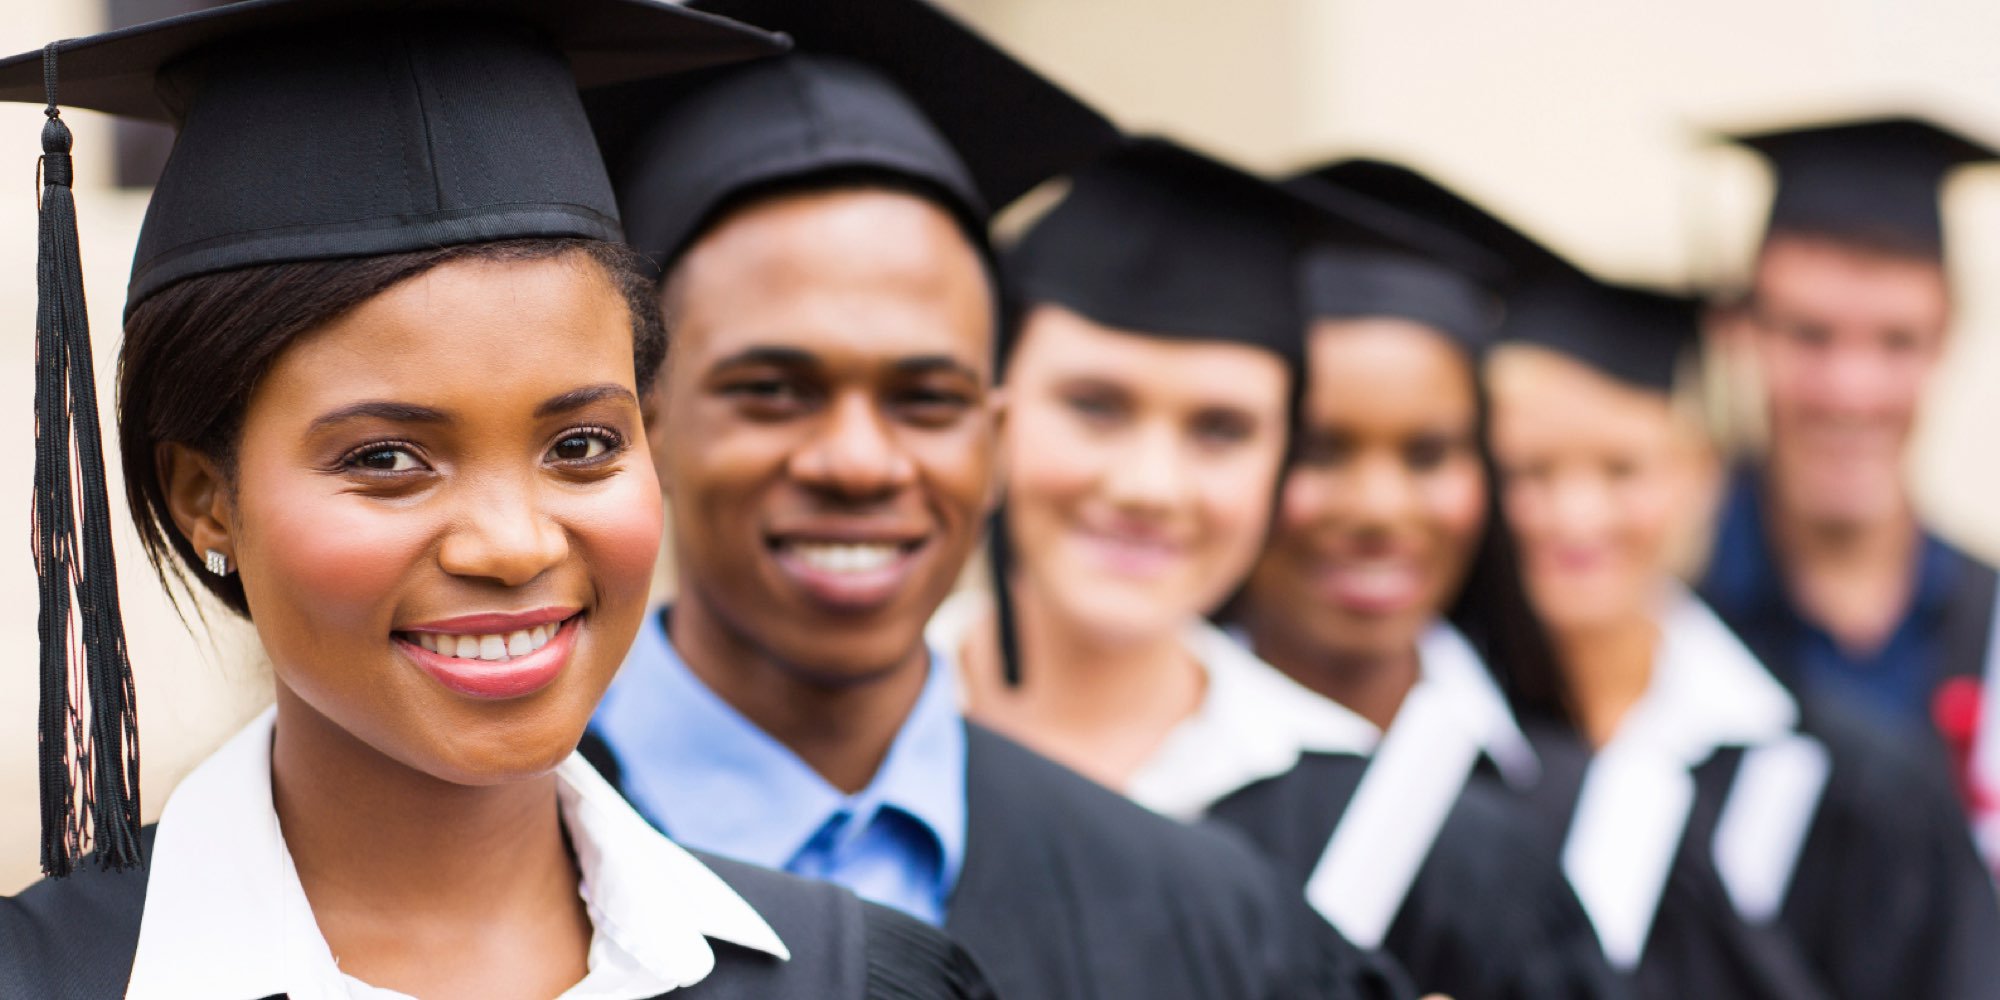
[
  {"xmin": 1184, "ymin": 158, "xmax": 1624, "ymax": 1000},
  {"xmin": 1485, "ymin": 253, "xmax": 2000, "ymax": 998},
  {"xmin": 0, "ymin": 2, "xmax": 1000, "ymax": 998}
]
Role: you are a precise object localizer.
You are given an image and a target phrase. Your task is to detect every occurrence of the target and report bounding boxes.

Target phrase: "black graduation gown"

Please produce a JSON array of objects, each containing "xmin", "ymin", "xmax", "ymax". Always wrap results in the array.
[
  {"xmin": 1206, "ymin": 749, "xmax": 1627, "ymax": 1000},
  {"xmin": 0, "ymin": 827, "xmax": 994, "ymax": 1000},
  {"xmin": 1522, "ymin": 701, "xmax": 2000, "ymax": 1000},
  {"xmin": 946, "ymin": 725, "xmax": 1411, "ymax": 1000},
  {"xmin": 583, "ymin": 722, "xmax": 1414, "ymax": 1000}
]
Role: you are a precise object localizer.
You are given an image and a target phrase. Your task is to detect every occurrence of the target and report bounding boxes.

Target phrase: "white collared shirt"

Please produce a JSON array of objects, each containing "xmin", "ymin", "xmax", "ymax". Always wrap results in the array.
[
  {"xmin": 1604, "ymin": 584, "xmax": 1800, "ymax": 763},
  {"xmin": 126, "ymin": 708, "xmax": 789, "ymax": 1000}
]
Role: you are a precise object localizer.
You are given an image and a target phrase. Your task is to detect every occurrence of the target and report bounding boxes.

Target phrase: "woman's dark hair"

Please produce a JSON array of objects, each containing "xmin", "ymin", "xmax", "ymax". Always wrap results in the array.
[
  {"xmin": 1446, "ymin": 372, "xmax": 1572, "ymax": 728},
  {"xmin": 118, "ymin": 237, "xmax": 664, "ymax": 618}
]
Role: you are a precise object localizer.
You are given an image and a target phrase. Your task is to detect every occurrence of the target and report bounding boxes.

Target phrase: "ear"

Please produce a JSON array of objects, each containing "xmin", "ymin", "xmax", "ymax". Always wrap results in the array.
[{"xmin": 158, "ymin": 443, "xmax": 235, "ymax": 565}]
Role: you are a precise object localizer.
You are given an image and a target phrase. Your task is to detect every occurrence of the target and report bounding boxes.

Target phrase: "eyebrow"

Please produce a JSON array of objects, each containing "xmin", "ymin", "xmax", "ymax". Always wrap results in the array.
[
  {"xmin": 534, "ymin": 383, "xmax": 639, "ymax": 418},
  {"xmin": 304, "ymin": 383, "xmax": 637, "ymax": 435},
  {"xmin": 889, "ymin": 355, "xmax": 982, "ymax": 380},
  {"xmin": 708, "ymin": 345, "xmax": 981, "ymax": 381},
  {"xmin": 306, "ymin": 401, "xmax": 447, "ymax": 436}
]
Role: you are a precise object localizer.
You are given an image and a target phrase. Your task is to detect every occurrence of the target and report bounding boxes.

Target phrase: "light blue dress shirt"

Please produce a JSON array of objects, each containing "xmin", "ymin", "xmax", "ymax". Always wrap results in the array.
[{"xmin": 590, "ymin": 612, "xmax": 968, "ymax": 926}]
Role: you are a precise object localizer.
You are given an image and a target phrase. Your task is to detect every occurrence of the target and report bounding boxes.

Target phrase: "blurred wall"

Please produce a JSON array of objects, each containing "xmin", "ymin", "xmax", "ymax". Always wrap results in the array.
[{"xmin": 5, "ymin": 0, "xmax": 2000, "ymax": 892}]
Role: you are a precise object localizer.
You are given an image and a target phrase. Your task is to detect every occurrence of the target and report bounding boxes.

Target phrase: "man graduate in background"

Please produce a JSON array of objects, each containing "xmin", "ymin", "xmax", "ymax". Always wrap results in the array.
[{"xmin": 1701, "ymin": 115, "xmax": 2000, "ymax": 866}]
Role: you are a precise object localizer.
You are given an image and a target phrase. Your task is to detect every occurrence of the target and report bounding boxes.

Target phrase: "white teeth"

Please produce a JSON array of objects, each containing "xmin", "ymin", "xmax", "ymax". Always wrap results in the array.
[
  {"xmin": 408, "ymin": 621, "xmax": 562, "ymax": 663},
  {"xmin": 790, "ymin": 542, "xmax": 900, "ymax": 574}
]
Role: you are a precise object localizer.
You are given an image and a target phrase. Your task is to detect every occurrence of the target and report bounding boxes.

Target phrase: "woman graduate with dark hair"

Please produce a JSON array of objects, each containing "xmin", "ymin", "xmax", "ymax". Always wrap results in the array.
[
  {"xmin": 1204, "ymin": 161, "xmax": 1623, "ymax": 1000},
  {"xmin": 0, "ymin": 3, "xmax": 991, "ymax": 997},
  {"xmin": 1485, "ymin": 257, "xmax": 2000, "ymax": 999}
]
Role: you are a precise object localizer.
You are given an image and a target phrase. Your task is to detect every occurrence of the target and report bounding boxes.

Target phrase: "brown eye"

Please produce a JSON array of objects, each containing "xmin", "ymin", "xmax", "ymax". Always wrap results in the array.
[
  {"xmin": 548, "ymin": 432, "xmax": 612, "ymax": 463},
  {"xmin": 343, "ymin": 443, "xmax": 424, "ymax": 473}
]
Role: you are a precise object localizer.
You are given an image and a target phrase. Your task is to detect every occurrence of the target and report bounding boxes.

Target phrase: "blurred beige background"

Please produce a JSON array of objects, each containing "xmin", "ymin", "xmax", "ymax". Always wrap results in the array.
[{"xmin": 6, "ymin": 0, "xmax": 2000, "ymax": 892}]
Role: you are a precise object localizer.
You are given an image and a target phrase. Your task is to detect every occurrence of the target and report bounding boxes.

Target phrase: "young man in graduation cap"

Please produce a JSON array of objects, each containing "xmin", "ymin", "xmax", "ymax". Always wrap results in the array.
[
  {"xmin": 1699, "ymin": 115, "xmax": 2000, "ymax": 862},
  {"xmin": 580, "ymin": 1, "xmax": 1412, "ymax": 997}
]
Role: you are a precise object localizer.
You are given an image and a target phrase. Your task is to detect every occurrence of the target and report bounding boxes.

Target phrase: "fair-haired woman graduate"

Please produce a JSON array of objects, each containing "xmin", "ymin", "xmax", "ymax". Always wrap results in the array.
[
  {"xmin": 931, "ymin": 139, "xmax": 1615, "ymax": 999},
  {"xmin": 1485, "ymin": 259, "xmax": 2000, "ymax": 999},
  {"xmin": 0, "ymin": 3, "xmax": 990, "ymax": 997}
]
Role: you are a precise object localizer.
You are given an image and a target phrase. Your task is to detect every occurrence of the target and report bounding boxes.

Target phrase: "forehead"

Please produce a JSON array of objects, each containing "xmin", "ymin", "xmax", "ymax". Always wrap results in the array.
[
  {"xmin": 1010, "ymin": 304, "xmax": 1290, "ymax": 407},
  {"xmin": 667, "ymin": 186, "xmax": 995, "ymax": 371},
  {"xmin": 257, "ymin": 254, "xmax": 634, "ymax": 405},
  {"xmin": 1304, "ymin": 319, "xmax": 1475, "ymax": 422},
  {"xmin": 1753, "ymin": 234, "xmax": 1950, "ymax": 324},
  {"xmin": 1488, "ymin": 347, "xmax": 1677, "ymax": 455}
]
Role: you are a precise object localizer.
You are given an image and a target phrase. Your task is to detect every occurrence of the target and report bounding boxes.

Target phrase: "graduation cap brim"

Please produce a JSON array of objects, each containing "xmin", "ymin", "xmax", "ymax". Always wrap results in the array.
[
  {"xmin": 681, "ymin": 0, "xmax": 1117, "ymax": 210},
  {"xmin": 1501, "ymin": 277, "xmax": 1702, "ymax": 393},
  {"xmin": 1719, "ymin": 114, "xmax": 2000, "ymax": 257},
  {"xmin": 0, "ymin": 0, "xmax": 786, "ymax": 120}
]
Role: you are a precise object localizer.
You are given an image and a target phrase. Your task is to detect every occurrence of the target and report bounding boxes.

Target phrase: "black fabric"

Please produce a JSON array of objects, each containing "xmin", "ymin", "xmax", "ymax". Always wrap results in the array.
[
  {"xmin": 595, "ymin": 0, "xmax": 1117, "ymax": 270},
  {"xmin": 947, "ymin": 724, "xmax": 1414, "ymax": 1000},
  {"xmin": 0, "ymin": 0, "xmax": 783, "ymax": 311},
  {"xmin": 1723, "ymin": 115, "xmax": 2000, "ymax": 259},
  {"xmin": 1519, "ymin": 701, "xmax": 2000, "ymax": 1000},
  {"xmin": 0, "ymin": 825, "xmax": 989, "ymax": 1000},
  {"xmin": 1207, "ymin": 751, "xmax": 1625, "ymax": 1000},
  {"xmin": 1297, "ymin": 158, "xmax": 1568, "ymax": 289},
  {"xmin": 1297, "ymin": 245, "xmax": 1500, "ymax": 350},
  {"xmin": 1008, "ymin": 137, "xmax": 1417, "ymax": 367},
  {"xmin": 1498, "ymin": 274, "xmax": 1701, "ymax": 393}
]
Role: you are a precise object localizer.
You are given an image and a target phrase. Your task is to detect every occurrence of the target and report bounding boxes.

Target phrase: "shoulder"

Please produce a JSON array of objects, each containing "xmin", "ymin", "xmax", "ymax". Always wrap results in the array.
[
  {"xmin": 687, "ymin": 852, "xmax": 995, "ymax": 999},
  {"xmin": 0, "ymin": 835, "xmax": 152, "ymax": 1000},
  {"xmin": 965, "ymin": 724, "xmax": 1294, "ymax": 898}
]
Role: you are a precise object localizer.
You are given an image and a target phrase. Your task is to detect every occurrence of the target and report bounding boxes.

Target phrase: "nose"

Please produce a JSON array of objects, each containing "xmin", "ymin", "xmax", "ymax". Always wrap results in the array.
[
  {"xmin": 1544, "ymin": 472, "xmax": 1611, "ymax": 542},
  {"xmin": 1102, "ymin": 422, "xmax": 1188, "ymax": 513},
  {"xmin": 788, "ymin": 391, "xmax": 916, "ymax": 500},
  {"xmin": 1348, "ymin": 452, "xmax": 1413, "ymax": 526},
  {"xmin": 436, "ymin": 477, "xmax": 570, "ymax": 587}
]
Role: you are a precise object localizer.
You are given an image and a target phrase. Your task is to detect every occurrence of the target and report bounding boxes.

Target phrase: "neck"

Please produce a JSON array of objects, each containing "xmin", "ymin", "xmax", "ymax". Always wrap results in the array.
[
  {"xmin": 670, "ymin": 598, "xmax": 928, "ymax": 795},
  {"xmin": 1249, "ymin": 622, "xmax": 1418, "ymax": 731},
  {"xmin": 959, "ymin": 583, "xmax": 1204, "ymax": 789},
  {"xmin": 270, "ymin": 685, "xmax": 588, "ymax": 992},
  {"xmin": 1766, "ymin": 476, "xmax": 1922, "ymax": 653},
  {"xmin": 1551, "ymin": 615, "xmax": 1659, "ymax": 749}
]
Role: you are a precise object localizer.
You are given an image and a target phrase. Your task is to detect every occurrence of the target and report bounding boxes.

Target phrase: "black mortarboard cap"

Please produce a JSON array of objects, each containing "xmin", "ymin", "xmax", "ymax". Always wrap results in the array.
[
  {"xmin": 1499, "ymin": 273, "xmax": 1701, "ymax": 393},
  {"xmin": 1285, "ymin": 172, "xmax": 1506, "ymax": 350},
  {"xmin": 1299, "ymin": 158, "xmax": 1569, "ymax": 289},
  {"xmin": 0, "ymin": 0, "xmax": 781, "ymax": 878},
  {"xmin": 1724, "ymin": 115, "xmax": 2000, "ymax": 259},
  {"xmin": 1007, "ymin": 138, "xmax": 1440, "ymax": 367},
  {"xmin": 596, "ymin": 0, "xmax": 1120, "ymax": 270}
]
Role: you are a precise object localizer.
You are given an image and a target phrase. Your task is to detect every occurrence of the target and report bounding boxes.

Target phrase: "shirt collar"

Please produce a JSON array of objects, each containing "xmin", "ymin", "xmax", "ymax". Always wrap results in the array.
[
  {"xmin": 1611, "ymin": 585, "xmax": 1799, "ymax": 763},
  {"xmin": 1417, "ymin": 622, "xmax": 1540, "ymax": 789},
  {"xmin": 127, "ymin": 707, "xmax": 786, "ymax": 1000},
  {"xmin": 1129, "ymin": 618, "xmax": 1382, "ymax": 820},
  {"xmin": 594, "ymin": 611, "xmax": 967, "ymax": 890}
]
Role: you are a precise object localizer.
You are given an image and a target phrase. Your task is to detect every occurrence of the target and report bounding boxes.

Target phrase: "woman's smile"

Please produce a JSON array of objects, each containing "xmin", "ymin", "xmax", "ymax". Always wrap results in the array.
[{"xmin": 396, "ymin": 606, "xmax": 585, "ymax": 700}]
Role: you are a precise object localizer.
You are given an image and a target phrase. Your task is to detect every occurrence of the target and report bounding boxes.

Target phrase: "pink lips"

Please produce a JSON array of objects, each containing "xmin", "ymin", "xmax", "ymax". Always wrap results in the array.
[{"xmin": 396, "ymin": 612, "xmax": 579, "ymax": 700}]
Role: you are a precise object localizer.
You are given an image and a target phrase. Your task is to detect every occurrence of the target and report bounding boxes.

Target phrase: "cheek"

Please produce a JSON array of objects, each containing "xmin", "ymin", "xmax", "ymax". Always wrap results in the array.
[
  {"xmin": 237, "ymin": 477, "xmax": 435, "ymax": 632},
  {"xmin": 1005, "ymin": 409, "xmax": 1102, "ymax": 514},
  {"xmin": 1195, "ymin": 451, "xmax": 1282, "ymax": 568},
  {"xmin": 1421, "ymin": 465, "xmax": 1487, "ymax": 560},
  {"xmin": 1275, "ymin": 472, "xmax": 1330, "ymax": 536},
  {"xmin": 570, "ymin": 471, "xmax": 665, "ymax": 598}
]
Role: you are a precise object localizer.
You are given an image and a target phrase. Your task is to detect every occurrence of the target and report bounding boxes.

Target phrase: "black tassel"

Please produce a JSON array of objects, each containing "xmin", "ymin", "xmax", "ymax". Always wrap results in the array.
[
  {"xmin": 988, "ymin": 510, "xmax": 1023, "ymax": 688},
  {"xmin": 33, "ymin": 41, "xmax": 141, "ymax": 878}
]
